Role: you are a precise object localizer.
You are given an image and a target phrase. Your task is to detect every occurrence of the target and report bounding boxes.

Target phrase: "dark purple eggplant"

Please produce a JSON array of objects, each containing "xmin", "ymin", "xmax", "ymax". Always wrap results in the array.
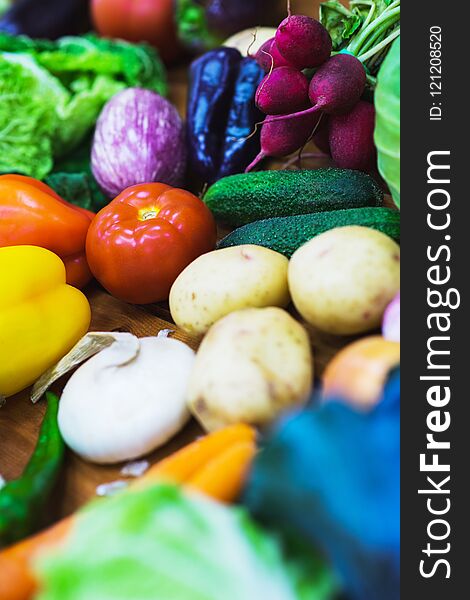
[
  {"xmin": 206, "ymin": 0, "xmax": 279, "ymax": 36},
  {"xmin": 0, "ymin": 0, "xmax": 91, "ymax": 39}
]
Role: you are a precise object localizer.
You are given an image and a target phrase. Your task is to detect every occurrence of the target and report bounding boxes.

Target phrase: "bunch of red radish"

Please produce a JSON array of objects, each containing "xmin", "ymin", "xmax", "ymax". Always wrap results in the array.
[{"xmin": 246, "ymin": 13, "xmax": 376, "ymax": 173}]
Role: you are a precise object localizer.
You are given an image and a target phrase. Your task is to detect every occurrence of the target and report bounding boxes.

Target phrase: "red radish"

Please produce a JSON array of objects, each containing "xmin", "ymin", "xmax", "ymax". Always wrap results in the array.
[
  {"xmin": 265, "ymin": 54, "xmax": 367, "ymax": 125},
  {"xmin": 255, "ymin": 37, "xmax": 294, "ymax": 72},
  {"xmin": 329, "ymin": 101, "xmax": 376, "ymax": 171},
  {"xmin": 275, "ymin": 15, "xmax": 332, "ymax": 69},
  {"xmin": 245, "ymin": 112, "xmax": 319, "ymax": 172},
  {"xmin": 309, "ymin": 54, "xmax": 366, "ymax": 115},
  {"xmin": 256, "ymin": 67, "xmax": 310, "ymax": 115}
]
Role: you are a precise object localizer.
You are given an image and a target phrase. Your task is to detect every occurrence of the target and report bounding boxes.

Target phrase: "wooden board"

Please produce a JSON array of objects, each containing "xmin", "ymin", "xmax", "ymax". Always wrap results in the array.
[
  {"xmin": 0, "ymin": 282, "xmax": 358, "ymax": 518},
  {"xmin": 0, "ymin": 0, "xmax": 390, "ymax": 521}
]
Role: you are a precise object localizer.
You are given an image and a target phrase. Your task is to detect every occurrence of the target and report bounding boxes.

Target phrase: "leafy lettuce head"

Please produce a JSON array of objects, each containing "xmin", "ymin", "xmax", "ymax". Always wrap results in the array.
[
  {"xmin": 35, "ymin": 484, "xmax": 335, "ymax": 600},
  {"xmin": 0, "ymin": 53, "xmax": 68, "ymax": 178},
  {"xmin": 0, "ymin": 34, "xmax": 167, "ymax": 179}
]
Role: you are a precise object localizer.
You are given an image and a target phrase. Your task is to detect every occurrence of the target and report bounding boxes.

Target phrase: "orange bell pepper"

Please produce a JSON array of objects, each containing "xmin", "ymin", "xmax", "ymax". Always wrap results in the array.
[{"xmin": 0, "ymin": 175, "xmax": 94, "ymax": 289}]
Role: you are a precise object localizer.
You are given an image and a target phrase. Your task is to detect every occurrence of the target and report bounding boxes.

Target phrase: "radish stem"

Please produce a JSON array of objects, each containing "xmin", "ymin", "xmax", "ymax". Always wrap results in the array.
[
  {"xmin": 260, "ymin": 104, "xmax": 321, "ymax": 126},
  {"xmin": 348, "ymin": 3, "xmax": 400, "ymax": 56},
  {"xmin": 359, "ymin": 18, "xmax": 397, "ymax": 56},
  {"xmin": 360, "ymin": 2, "xmax": 377, "ymax": 34},
  {"xmin": 246, "ymin": 28, "xmax": 258, "ymax": 58},
  {"xmin": 358, "ymin": 28, "xmax": 400, "ymax": 62}
]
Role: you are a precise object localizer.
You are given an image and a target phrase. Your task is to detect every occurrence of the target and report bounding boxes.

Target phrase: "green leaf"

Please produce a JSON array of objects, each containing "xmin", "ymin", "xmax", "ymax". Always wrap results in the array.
[
  {"xmin": 319, "ymin": 1, "xmax": 363, "ymax": 50},
  {"xmin": 45, "ymin": 172, "xmax": 108, "ymax": 213},
  {"xmin": 350, "ymin": 0, "xmax": 393, "ymax": 21},
  {"xmin": 34, "ymin": 34, "xmax": 167, "ymax": 96},
  {"xmin": 46, "ymin": 138, "xmax": 109, "ymax": 212},
  {"xmin": 54, "ymin": 75, "xmax": 124, "ymax": 156},
  {"xmin": 53, "ymin": 135, "xmax": 93, "ymax": 174},
  {"xmin": 35, "ymin": 484, "xmax": 336, "ymax": 600},
  {"xmin": 374, "ymin": 36, "xmax": 400, "ymax": 207},
  {"xmin": 342, "ymin": 14, "xmax": 363, "ymax": 40}
]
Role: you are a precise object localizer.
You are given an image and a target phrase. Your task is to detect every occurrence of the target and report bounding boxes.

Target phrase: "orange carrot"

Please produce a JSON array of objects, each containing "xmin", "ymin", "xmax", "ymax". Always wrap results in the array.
[
  {"xmin": 0, "ymin": 519, "xmax": 72, "ymax": 600},
  {"xmin": 187, "ymin": 439, "xmax": 257, "ymax": 503},
  {"xmin": 0, "ymin": 424, "xmax": 257, "ymax": 600},
  {"xmin": 132, "ymin": 423, "xmax": 255, "ymax": 489}
]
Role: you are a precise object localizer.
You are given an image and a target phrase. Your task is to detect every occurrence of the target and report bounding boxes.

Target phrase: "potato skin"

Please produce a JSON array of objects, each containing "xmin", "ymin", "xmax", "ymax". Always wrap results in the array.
[
  {"xmin": 288, "ymin": 226, "xmax": 400, "ymax": 335},
  {"xmin": 169, "ymin": 245, "xmax": 290, "ymax": 336},
  {"xmin": 187, "ymin": 307, "xmax": 313, "ymax": 431}
]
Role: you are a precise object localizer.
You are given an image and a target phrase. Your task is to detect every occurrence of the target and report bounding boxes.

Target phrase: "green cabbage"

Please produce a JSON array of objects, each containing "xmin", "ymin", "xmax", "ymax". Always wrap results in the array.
[
  {"xmin": 35, "ymin": 484, "xmax": 336, "ymax": 600},
  {"xmin": 0, "ymin": 34, "xmax": 167, "ymax": 179},
  {"xmin": 374, "ymin": 36, "xmax": 400, "ymax": 207}
]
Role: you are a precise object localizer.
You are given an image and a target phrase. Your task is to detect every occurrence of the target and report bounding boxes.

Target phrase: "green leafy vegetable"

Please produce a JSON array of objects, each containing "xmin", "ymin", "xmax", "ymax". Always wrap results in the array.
[
  {"xmin": 0, "ymin": 53, "xmax": 68, "ymax": 178},
  {"xmin": 35, "ymin": 484, "xmax": 336, "ymax": 600},
  {"xmin": 53, "ymin": 135, "xmax": 94, "ymax": 174},
  {"xmin": 350, "ymin": 0, "xmax": 393, "ymax": 22},
  {"xmin": 45, "ymin": 136, "xmax": 109, "ymax": 212},
  {"xmin": 0, "ymin": 33, "xmax": 167, "ymax": 179},
  {"xmin": 45, "ymin": 172, "xmax": 108, "ymax": 213},
  {"xmin": 319, "ymin": 1, "xmax": 362, "ymax": 50},
  {"xmin": 320, "ymin": 0, "xmax": 400, "ymax": 77},
  {"xmin": 374, "ymin": 36, "xmax": 400, "ymax": 207}
]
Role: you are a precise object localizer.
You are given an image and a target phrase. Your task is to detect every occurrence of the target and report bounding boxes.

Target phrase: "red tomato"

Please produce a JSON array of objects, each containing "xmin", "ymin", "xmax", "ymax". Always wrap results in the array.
[
  {"xmin": 91, "ymin": 0, "xmax": 181, "ymax": 63},
  {"xmin": 86, "ymin": 183, "xmax": 217, "ymax": 304}
]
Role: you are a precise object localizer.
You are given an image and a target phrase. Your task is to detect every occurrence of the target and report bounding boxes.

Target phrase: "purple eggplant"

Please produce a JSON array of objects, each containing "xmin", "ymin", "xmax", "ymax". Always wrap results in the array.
[
  {"xmin": 92, "ymin": 89, "xmax": 186, "ymax": 198},
  {"xmin": 206, "ymin": 0, "xmax": 279, "ymax": 36},
  {"xmin": 0, "ymin": 0, "xmax": 91, "ymax": 39}
]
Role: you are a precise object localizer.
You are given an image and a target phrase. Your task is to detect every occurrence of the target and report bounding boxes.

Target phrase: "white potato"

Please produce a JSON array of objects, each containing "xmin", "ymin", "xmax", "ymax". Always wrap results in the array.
[
  {"xmin": 187, "ymin": 307, "xmax": 313, "ymax": 431},
  {"xmin": 169, "ymin": 245, "xmax": 290, "ymax": 336},
  {"xmin": 58, "ymin": 336, "xmax": 195, "ymax": 464},
  {"xmin": 288, "ymin": 226, "xmax": 400, "ymax": 335}
]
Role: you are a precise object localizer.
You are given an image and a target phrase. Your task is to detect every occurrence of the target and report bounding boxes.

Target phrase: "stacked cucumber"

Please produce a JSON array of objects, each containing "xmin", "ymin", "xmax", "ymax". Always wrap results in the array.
[{"xmin": 203, "ymin": 168, "xmax": 399, "ymax": 256}]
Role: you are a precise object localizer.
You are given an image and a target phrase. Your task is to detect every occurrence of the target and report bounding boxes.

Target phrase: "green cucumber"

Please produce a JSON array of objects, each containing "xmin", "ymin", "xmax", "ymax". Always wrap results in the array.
[
  {"xmin": 204, "ymin": 169, "xmax": 384, "ymax": 226},
  {"xmin": 217, "ymin": 208, "xmax": 400, "ymax": 257}
]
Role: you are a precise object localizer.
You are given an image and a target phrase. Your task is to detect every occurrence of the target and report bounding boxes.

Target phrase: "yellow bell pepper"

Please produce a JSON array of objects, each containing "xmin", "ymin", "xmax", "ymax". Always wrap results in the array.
[{"xmin": 0, "ymin": 246, "xmax": 91, "ymax": 398}]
